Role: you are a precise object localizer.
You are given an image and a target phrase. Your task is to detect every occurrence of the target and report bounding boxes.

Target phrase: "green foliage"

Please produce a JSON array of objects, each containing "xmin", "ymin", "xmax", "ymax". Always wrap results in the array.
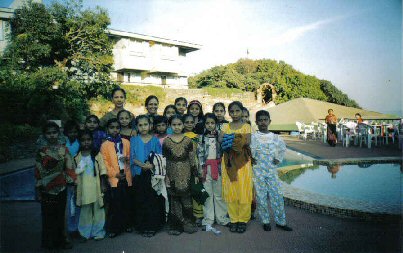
[
  {"xmin": 0, "ymin": 0, "xmax": 116, "ymax": 127},
  {"xmin": 190, "ymin": 58, "xmax": 360, "ymax": 108},
  {"xmin": 202, "ymin": 86, "xmax": 243, "ymax": 97}
]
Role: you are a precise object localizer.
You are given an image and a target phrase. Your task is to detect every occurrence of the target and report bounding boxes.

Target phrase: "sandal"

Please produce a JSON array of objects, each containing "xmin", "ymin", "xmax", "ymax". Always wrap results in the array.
[
  {"xmin": 229, "ymin": 222, "xmax": 237, "ymax": 233},
  {"xmin": 168, "ymin": 230, "xmax": 182, "ymax": 236},
  {"xmin": 236, "ymin": 222, "xmax": 246, "ymax": 233}
]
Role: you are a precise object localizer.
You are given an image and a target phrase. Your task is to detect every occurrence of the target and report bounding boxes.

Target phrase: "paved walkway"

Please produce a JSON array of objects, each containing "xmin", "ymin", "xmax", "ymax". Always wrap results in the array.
[{"xmin": 0, "ymin": 137, "xmax": 401, "ymax": 253}]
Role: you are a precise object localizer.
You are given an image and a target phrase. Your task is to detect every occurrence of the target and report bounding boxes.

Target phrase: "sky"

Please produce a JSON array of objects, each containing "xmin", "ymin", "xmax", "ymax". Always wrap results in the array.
[{"xmin": 43, "ymin": 0, "xmax": 401, "ymax": 116}]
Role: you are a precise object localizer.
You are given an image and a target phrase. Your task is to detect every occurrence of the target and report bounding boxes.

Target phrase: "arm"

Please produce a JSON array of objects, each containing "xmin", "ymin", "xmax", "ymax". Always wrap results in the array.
[
  {"xmin": 101, "ymin": 143, "xmax": 118, "ymax": 180},
  {"xmin": 64, "ymin": 148, "xmax": 76, "ymax": 184},
  {"xmin": 275, "ymin": 135, "xmax": 287, "ymax": 164}
]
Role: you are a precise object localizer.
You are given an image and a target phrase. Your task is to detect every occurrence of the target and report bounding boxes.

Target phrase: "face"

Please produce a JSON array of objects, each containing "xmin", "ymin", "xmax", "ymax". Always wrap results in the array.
[
  {"xmin": 79, "ymin": 134, "xmax": 93, "ymax": 151},
  {"xmin": 118, "ymin": 112, "xmax": 131, "ymax": 128},
  {"xmin": 156, "ymin": 122, "xmax": 167, "ymax": 134},
  {"xmin": 85, "ymin": 118, "xmax": 99, "ymax": 131},
  {"xmin": 112, "ymin": 90, "xmax": 125, "ymax": 109},
  {"xmin": 242, "ymin": 110, "xmax": 249, "ymax": 122},
  {"xmin": 229, "ymin": 104, "xmax": 242, "ymax": 121},
  {"xmin": 184, "ymin": 116, "xmax": 195, "ymax": 132},
  {"xmin": 189, "ymin": 104, "xmax": 201, "ymax": 117},
  {"xmin": 171, "ymin": 118, "xmax": 184, "ymax": 134},
  {"xmin": 328, "ymin": 110, "xmax": 333, "ymax": 115},
  {"xmin": 165, "ymin": 108, "xmax": 176, "ymax": 119},
  {"xmin": 355, "ymin": 114, "xmax": 360, "ymax": 119},
  {"xmin": 137, "ymin": 118, "xmax": 150, "ymax": 135},
  {"xmin": 107, "ymin": 122, "xmax": 120, "ymax": 137},
  {"xmin": 175, "ymin": 100, "xmax": 187, "ymax": 115},
  {"xmin": 44, "ymin": 127, "xmax": 59, "ymax": 145},
  {"xmin": 205, "ymin": 118, "xmax": 216, "ymax": 132},
  {"xmin": 256, "ymin": 115, "xmax": 271, "ymax": 132},
  {"xmin": 213, "ymin": 106, "xmax": 225, "ymax": 121},
  {"xmin": 66, "ymin": 127, "xmax": 78, "ymax": 142},
  {"xmin": 146, "ymin": 98, "xmax": 158, "ymax": 115}
]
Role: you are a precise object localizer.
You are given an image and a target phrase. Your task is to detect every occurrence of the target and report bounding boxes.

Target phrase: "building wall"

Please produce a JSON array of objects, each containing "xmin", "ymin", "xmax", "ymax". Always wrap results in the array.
[{"xmin": 112, "ymin": 37, "xmax": 191, "ymax": 88}]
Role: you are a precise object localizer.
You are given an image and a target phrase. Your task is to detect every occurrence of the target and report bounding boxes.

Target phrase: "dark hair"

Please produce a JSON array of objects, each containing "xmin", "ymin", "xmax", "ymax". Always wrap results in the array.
[
  {"xmin": 355, "ymin": 113, "xmax": 361, "ymax": 117},
  {"xmin": 63, "ymin": 120, "xmax": 79, "ymax": 136},
  {"xmin": 169, "ymin": 114, "xmax": 184, "ymax": 125},
  {"xmin": 78, "ymin": 129, "xmax": 98, "ymax": 176},
  {"xmin": 256, "ymin": 110, "xmax": 271, "ymax": 120},
  {"xmin": 145, "ymin": 95, "xmax": 159, "ymax": 106},
  {"xmin": 135, "ymin": 114, "xmax": 152, "ymax": 126},
  {"xmin": 242, "ymin": 107, "xmax": 250, "ymax": 116},
  {"xmin": 163, "ymin": 104, "xmax": 178, "ymax": 117},
  {"xmin": 213, "ymin": 102, "xmax": 226, "ymax": 112},
  {"xmin": 174, "ymin": 97, "xmax": 188, "ymax": 106},
  {"xmin": 204, "ymin": 113, "xmax": 217, "ymax": 124},
  {"xmin": 111, "ymin": 87, "xmax": 126, "ymax": 99},
  {"xmin": 154, "ymin": 115, "xmax": 168, "ymax": 125},
  {"xmin": 228, "ymin": 101, "xmax": 244, "ymax": 111},
  {"xmin": 106, "ymin": 118, "xmax": 121, "ymax": 128},
  {"xmin": 183, "ymin": 113, "xmax": 195, "ymax": 122},
  {"xmin": 187, "ymin": 100, "xmax": 204, "ymax": 119},
  {"xmin": 42, "ymin": 121, "xmax": 60, "ymax": 134},
  {"xmin": 86, "ymin": 115, "xmax": 100, "ymax": 124},
  {"xmin": 117, "ymin": 110, "xmax": 133, "ymax": 128},
  {"xmin": 328, "ymin": 109, "xmax": 333, "ymax": 113}
]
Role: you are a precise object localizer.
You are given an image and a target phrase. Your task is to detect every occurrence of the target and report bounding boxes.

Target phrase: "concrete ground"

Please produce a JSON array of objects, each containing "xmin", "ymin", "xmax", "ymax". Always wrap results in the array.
[
  {"xmin": 1, "ymin": 202, "xmax": 401, "ymax": 253},
  {"xmin": 0, "ymin": 136, "xmax": 401, "ymax": 253}
]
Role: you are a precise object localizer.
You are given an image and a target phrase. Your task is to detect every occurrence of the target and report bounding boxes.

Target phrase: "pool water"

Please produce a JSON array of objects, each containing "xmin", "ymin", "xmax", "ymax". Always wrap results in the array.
[{"xmin": 280, "ymin": 163, "xmax": 402, "ymax": 208}]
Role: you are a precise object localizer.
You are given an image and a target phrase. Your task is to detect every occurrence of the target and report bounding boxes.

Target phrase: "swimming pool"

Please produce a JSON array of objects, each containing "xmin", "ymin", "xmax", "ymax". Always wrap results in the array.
[{"xmin": 279, "ymin": 162, "xmax": 402, "ymax": 215}]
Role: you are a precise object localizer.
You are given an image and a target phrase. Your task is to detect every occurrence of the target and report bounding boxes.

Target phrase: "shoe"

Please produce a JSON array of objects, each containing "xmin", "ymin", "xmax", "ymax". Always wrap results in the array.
[
  {"xmin": 79, "ymin": 236, "xmax": 88, "ymax": 243},
  {"xmin": 94, "ymin": 237, "xmax": 104, "ymax": 241},
  {"xmin": 195, "ymin": 218, "xmax": 203, "ymax": 227},
  {"xmin": 62, "ymin": 241, "xmax": 73, "ymax": 249},
  {"xmin": 108, "ymin": 232, "xmax": 117, "ymax": 238},
  {"xmin": 183, "ymin": 224, "xmax": 198, "ymax": 234},
  {"xmin": 125, "ymin": 228, "xmax": 133, "ymax": 233},
  {"xmin": 263, "ymin": 223, "xmax": 271, "ymax": 231},
  {"xmin": 229, "ymin": 222, "xmax": 237, "ymax": 233},
  {"xmin": 236, "ymin": 222, "xmax": 246, "ymax": 233},
  {"xmin": 276, "ymin": 224, "xmax": 293, "ymax": 231},
  {"xmin": 168, "ymin": 230, "xmax": 182, "ymax": 236}
]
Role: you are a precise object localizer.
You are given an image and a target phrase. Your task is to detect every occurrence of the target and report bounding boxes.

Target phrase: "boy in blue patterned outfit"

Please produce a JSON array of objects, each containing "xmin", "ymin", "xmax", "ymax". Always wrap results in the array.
[{"xmin": 250, "ymin": 110, "xmax": 292, "ymax": 232}]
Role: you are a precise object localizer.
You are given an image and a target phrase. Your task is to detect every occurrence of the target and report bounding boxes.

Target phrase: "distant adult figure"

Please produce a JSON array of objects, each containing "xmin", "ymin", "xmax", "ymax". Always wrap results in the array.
[
  {"xmin": 355, "ymin": 113, "xmax": 363, "ymax": 124},
  {"xmin": 325, "ymin": 109, "xmax": 337, "ymax": 147},
  {"xmin": 100, "ymin": 87, "xmax": 133, "ymax": 128},
  {"xmin": 145, "ymin": 95, "xmax": 159, "ymax": 117}
]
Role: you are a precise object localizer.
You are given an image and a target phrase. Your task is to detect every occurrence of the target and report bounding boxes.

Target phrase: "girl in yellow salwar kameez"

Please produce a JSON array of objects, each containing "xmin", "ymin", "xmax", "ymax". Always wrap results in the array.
[{"xmin": 220, "ymin": 101, "xmax": 252, "ymax": 233}]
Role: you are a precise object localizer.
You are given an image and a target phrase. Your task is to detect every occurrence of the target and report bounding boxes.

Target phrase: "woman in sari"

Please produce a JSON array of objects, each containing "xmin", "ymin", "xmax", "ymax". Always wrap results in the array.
[{"xmin": 325, "ymin": 109, "xmax": 338, "ymax": 147}]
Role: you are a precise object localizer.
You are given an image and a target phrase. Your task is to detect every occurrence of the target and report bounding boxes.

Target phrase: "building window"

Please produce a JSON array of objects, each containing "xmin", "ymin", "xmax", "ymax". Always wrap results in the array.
[
  {"xmin": 127, "ymin": 72, "xmax": 131, "ymax": 83},
  {"xmin": 0, "ymin": 20, "xmax": 4, "ymax": 41}
]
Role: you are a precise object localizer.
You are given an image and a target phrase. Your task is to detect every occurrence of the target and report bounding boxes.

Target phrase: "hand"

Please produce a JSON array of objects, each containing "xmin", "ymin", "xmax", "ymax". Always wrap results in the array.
[
  {"xmin": 119, "ymin": 156, "xmax": 129, "ymax": 164},
  {"xmin": 194, "ymin": 177, "xmax": 199, "ymax": 184},
  {"xmin": 115, "ymin": 172, "xmax": 125, "ymax": 180},
  {"xmin": 142, "ymin": 162, "xmax": 154, "ymax": 170},
  {"xmin": 251, "ymin": 157, "xmax": 257, "ymax": 165}
]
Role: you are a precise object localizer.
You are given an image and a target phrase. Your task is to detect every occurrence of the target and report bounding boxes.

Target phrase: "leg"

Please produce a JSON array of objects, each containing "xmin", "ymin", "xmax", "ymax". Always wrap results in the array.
[
  {"xmin": 227, "ymin": 201, "xmax": 239, "ymax": 223},
  {"xmin": 253, "ymin": 174, "xmax": 271, "ymax": 225},
  {"xmin": 267, "ymin": 174, "xmax": 287, "ymax": 226},
  {"xmin": 78, "ymin": 204, "xmax": 92, "ymax": 239},
  {"xmin": 182, "ymin": 194, "xmax": 197, "ymax": 233},
  {"xmin": 202, "ymin": 167, "xmax": 215, "ymax": 226},
  {"xmin": 168, "ymin": 195, "xmax": 184, "ymax": 232},
  {"xmin": 212, "ymin": 175, "xmax": 230, "ymax": 225},
  {"xmin": 92, "ymin": 200, "xmax": 106, "ymax": 239}
]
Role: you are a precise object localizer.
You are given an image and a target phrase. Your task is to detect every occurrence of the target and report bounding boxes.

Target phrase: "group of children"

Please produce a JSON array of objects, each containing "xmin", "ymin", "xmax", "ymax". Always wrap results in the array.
[{"xmin": 35, "ymin": 87, "xmax": 292, "ymax": 250}]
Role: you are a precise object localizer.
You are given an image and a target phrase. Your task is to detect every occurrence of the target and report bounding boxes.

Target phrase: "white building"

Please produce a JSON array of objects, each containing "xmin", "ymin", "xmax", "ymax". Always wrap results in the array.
[
  {"xmin": 0, "ymin": 0, "xmax": 42, "ymax": 54},
  {"xmin": 108, "ymin": 29, "xmax": 201, "ymax": 89}
]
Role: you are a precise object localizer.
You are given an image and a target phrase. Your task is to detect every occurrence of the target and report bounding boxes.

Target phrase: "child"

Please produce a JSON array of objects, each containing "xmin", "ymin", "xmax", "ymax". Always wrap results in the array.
[
  {"xmin": 85, "ymin": 115, "xmax": 107, "ymax": 153},
  {"xmin": 197, "ymin": 113, "xmax": 230, "ymax": 232},
  {"xmin": 250, "ymin": 110, "xmax": 292, "ymax": 232},
  {"xmin": 242, "ymin": 107, "xmax": 251, "ymax": 125},
  {"xmin": 118, "ymin": 110, "xmax": 136, "ymax": 140},
  {"xmin": 183, "ymin": 114, "xmax": 204, "ymax": 226},
  {"xmin": 219, "ymin": 101, "xmax": 252, "ymax": 233},
  {"xmin": 163, "ymin": 105, "xmax": 177, "ymax": 135},
  {"xmin": 188, "ymin": 100, "xmax": 205, "ymax": 134},
  {"xmin": 174, "ymin": 97, "xmax": 188, "ymax": 116},
  {"xmin": 154, "ymin": 115, "xmax": 169, "ymax": 146},
  {"xmin": 35, "ymin": 122, "xmax": 76, "ymax": 250},
  {"xmin": 130, "ymin": 115, "xmax": 166, "ymax": 237},
  {"xmin": 213, "ymin": 102, "xmax": 229, "ymax": 131},
  {"xmin": 100, "ymin": 118, "xmax": 133, "ymax": 238},
  {"xmin": 63, "ymin": 120, "xmax": 81, "ymax": 238},
  {"xmin": 163, "ymin": 115, "xmax": 198, "ymax": 235},
  {"xmin": 75, "ymin": 130, "xmax": 107, "ymax": 241}
]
